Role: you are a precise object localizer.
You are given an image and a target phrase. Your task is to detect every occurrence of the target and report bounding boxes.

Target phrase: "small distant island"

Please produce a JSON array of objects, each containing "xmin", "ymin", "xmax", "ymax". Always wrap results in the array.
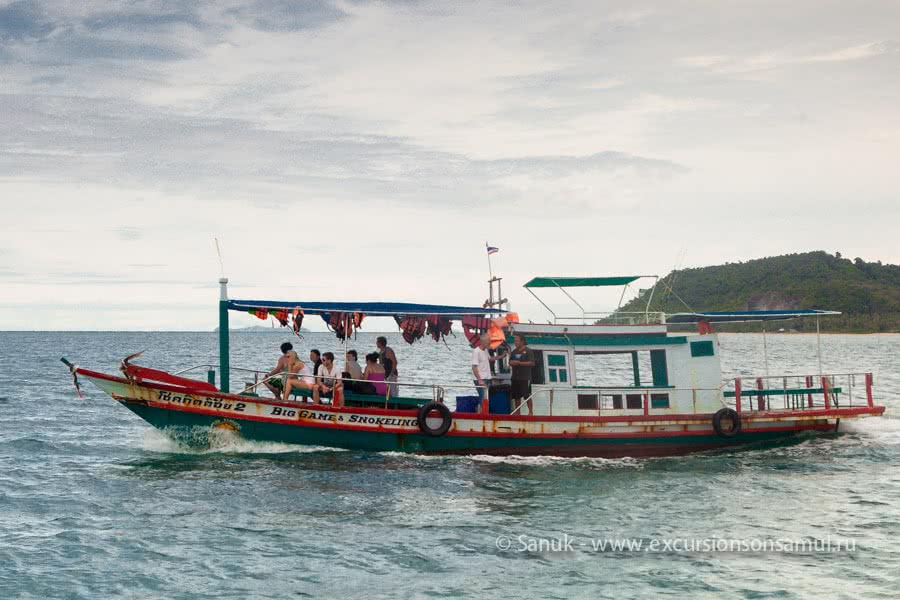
[{"xmin": 618, "ymin": 251, "xmax": 900, "ymax": 333}]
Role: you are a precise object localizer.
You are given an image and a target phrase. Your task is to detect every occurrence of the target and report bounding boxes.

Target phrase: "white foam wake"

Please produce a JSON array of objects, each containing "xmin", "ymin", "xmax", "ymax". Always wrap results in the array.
[
  {"xmin": 841, "ymin": 416, "xmax": 900, "ymax": 445},
  {"xmin": 378, "ymin": 451, "xmax": 644, "ymax": 468},
  {"xmin": 138, "ymin": 428, "xmax": 340, "ymax": 455}
]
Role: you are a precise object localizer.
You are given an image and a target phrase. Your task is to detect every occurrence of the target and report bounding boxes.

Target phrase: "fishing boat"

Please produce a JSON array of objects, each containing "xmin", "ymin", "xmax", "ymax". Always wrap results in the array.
[{"xmin": 62, "ymin": 275, "xmax": 885, "ymax": 458}]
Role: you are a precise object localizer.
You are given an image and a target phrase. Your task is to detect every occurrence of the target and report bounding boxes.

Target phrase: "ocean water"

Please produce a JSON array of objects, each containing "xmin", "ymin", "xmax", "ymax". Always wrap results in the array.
[{"xmin": 0, "ymin": 331, "xmax": 898, "ymax": 599}]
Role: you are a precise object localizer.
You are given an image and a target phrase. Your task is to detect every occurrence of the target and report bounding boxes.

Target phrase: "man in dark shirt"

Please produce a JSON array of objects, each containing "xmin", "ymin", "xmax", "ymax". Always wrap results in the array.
[
  {"xmin": 509, "ymin": 333, "xmax": 535, "ymax": 415},
  {"xmin": 309, "ymin": 349, "xmax": 323, "ymax": 377},
  {"xmin": 376, "ymin": 336, "xmax": 399, "ymax": 397}
]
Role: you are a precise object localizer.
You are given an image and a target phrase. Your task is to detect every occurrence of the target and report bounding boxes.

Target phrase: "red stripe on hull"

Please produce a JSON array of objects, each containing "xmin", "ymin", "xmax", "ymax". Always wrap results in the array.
[
  {"xmin": 79, "ymin": 368, "xmax": 884, "ymax": 425},
  {"xmin": 113, "ymin": 396, "xmax": 836, "ymax": 440}
]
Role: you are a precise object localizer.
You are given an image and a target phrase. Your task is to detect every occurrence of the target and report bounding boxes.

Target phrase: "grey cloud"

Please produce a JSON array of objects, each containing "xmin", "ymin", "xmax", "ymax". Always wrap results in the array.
[
  {"xmin": 223, "ymin": 0, "xmax": 346, "ymax": 32},
  {"xmin": 82, "ymin": 5, "xmax": 206, "ymax": 32},
  {"xmin": 0, "ymin": 88, "xmax": 684, "ymax": 208},
  {"xmin": 0, "ymin": 1, "xmax": 53, "ymax": 40}
]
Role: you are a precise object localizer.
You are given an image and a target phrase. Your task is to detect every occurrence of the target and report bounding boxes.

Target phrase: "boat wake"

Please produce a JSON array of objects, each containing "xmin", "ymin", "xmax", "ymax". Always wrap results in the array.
[
  {"xmin": 841, "ymin": 416, "xmax": 900, "ymax": 445},
  {"xmin": 378, "ymin": 451, "xmax": 644, "ymax": 469},
  {"xmin": 467, "ymin": 453, "xmax": 644, "ymax": 468},
  {"xmin": 139, "ymin": 428, "xmax": 339, "ymax": 455}
]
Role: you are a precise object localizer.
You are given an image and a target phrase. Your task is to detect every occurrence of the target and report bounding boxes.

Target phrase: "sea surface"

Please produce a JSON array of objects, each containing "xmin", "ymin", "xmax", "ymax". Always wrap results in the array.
[{"xmin": 1, "ymin": 331, "xmax": 898, "ymax": 599}]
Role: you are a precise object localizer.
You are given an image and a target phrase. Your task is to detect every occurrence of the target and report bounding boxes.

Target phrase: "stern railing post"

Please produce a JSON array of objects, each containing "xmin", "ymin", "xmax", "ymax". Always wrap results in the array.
[
  {"xmin": 865, "ymin": 372, "xmax": 874, "ymax": 408},
  {"xmin": 734, "ymin": 377, "xmax": 742, "ymax": 413},
  {"xmin": 821, "ymin": 376, "xmax": 831, "ymax": 410},
  {"xmin": 218, "ymin": 277, "xmax": 230, "ymax": 394}
]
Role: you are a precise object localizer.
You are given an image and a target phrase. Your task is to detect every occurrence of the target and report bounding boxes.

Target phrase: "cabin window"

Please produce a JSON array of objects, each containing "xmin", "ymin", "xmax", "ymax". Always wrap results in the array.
[
  {"xmin": 650, "ymin": 393, "xmax": 670, "ymax": 409},
  {"xmin": 546, "ymin": 353, "xmax": 569, "ymax": 384},
  {"xmin": 626, "ymin": 393, "xmax": 643, "ymax": 409},
  {"xmin": 577, "ymin": 393, "xmax": 599, "ymax": 410},
  {"xmin": 604, "ymin": 394, "xmax": 623, "ymax": 409},
  {"xmin": 691, "ymin": 340, "xmax": 715, "ymax": 357},
  {"xmin": 572, "ymin": 352, "xmax": 636, "ymax": 387},
  {"xmin": 573, "ymin": 350, "xmax": 668, "ymax": 388}
]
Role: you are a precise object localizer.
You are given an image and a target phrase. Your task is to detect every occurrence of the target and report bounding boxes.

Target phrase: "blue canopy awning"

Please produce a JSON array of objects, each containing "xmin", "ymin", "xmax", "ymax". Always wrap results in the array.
[
  {"xmin": 666, "ymin": 310, "xmax": 840, "ymax": 324},
  {"xmin": 227, "ymin": 299, "xmax": 501, "ymax": 317}
]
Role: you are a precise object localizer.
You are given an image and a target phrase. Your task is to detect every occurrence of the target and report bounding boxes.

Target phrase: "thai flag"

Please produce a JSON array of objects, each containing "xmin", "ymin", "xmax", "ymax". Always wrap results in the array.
[{"xmin": 486, "ymin": 245, "xmax": 499, "ymax": 255}]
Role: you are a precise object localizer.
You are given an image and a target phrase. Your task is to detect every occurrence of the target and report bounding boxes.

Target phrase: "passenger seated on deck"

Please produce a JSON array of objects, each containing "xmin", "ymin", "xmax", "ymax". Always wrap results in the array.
[
  {"xmin": 342, "ymin": 350, "xmax": 364, "ymax": 392},
  {"xmin": 264, "ymin": 342, "xmax": 294, "ymax": 401},
  {"xmin": 313, "ymin": 352, "xmax": 343, "ymax": 404},
  {"xmin": 360, "ymin": 352, "xmax": 387, "ymax": 396},
  {"xmin": 281, "ymin": 351, "xmax": 316, "ymax": 400}
]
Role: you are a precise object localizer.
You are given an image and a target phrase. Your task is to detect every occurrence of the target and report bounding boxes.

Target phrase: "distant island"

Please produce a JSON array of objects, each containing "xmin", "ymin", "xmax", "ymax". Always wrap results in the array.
[
  {"xmin": 617, "ymin": 251, "xmax": 900, "ymax": 333},
  {"xmin": 214, "ymin": 325, "xmax": 311, "ymax": 333}
]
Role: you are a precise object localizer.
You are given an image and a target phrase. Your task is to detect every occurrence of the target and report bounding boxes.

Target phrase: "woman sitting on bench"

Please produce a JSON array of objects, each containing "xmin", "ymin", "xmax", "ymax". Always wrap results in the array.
[
  {"xmin": 360, "ymin": 352, "xmax": 387, "ymax": 396},
  {"xmin": 282, "ymin": 351, "xmax": 316, "ymax": 400}
]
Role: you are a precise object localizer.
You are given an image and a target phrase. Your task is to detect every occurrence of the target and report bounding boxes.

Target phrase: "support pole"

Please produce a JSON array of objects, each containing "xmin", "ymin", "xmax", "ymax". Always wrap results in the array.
[
  {"xmin": 822, "ymin": 375, "xmax": 831, "ymax": 410},
  {"xmin": 762, "ymin": 323, "xmax": 769, "ymax": 377},
  {"xmin": 218, "ymin": 278, "xmax": 230, "ymax": 393},
  {"xmin": 631, "ymin": 351, "xmax": 641, "ymax": 386},
  {"xmin": 735, "ymin": 377, "xmax": 742, "ymax": 413},
  {"xmin": 816, "ymin": 316, "xmax": 822, "ymax": 376},
  {"xmin": 865, "ymin": 372, "xmax": 874, "ymax": 408}
]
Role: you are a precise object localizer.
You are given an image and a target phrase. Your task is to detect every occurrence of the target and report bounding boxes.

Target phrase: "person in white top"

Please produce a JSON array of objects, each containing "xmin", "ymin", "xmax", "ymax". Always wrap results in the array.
[
  {"xmin": 313, "ymin": 352, "xmax": 343, "ymax": 404},
  {"xmin": 471, "ymin": 334, "xmax": 503, "ymax": 400}
]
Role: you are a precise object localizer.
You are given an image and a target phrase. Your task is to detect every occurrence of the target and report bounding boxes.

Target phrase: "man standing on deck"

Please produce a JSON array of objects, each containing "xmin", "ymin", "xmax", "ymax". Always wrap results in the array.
[
  {"xmin": 509, "ymin": 333, "xmax": 535, "ymax": 415},
  {"xmin": 472, "ymin": 334, "xmax": 501, "ymax": 402},
  {"xmin": 376, "ymin": 336, "xmax": 399, "ymax": 397}
]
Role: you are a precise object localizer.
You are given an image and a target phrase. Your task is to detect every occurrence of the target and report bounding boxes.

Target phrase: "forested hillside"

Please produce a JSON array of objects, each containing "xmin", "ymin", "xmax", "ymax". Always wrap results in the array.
[{"xmin": 620, "ymin": 252, "xmax": 900, "ymax": 332}]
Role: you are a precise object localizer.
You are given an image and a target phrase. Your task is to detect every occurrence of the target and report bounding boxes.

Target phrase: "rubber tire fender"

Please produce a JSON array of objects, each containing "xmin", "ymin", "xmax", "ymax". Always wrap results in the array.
[
  {"xmin": 712, "ymin": 407, "xmax": 742, "ymax": 438},
  {"xmin": 417, "ymin": 401, "xmax": 452, "ymax": 437}
]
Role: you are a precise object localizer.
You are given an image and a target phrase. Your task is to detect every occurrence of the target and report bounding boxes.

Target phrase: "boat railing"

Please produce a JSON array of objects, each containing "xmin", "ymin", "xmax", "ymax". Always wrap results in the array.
[
  {"xmin": 722, "ymin": 372, "xmax": 875, "ymax": 413},
  {"xmin": 173, "ymin": 363, "xmax": 487, "ymax": 408},
  {"xmin": 510, "ymin": 384, "xmax": 721, "ymax": 417},
  {"xmin": 552, "ymin": 311, "xmax": 667, "ymax": 325}
]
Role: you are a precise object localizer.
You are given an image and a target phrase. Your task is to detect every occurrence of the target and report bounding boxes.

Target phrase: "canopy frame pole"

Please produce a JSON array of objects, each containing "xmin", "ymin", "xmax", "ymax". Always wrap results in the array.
[
  {"xmin": 643, "ymin": 276, "xmax": 659, "ymax": 324},
  {"xmin": 617, "ymin": 283, "xmax": 630, "ymax": 313},
  {"xmin": 816, "ymin": 315, "xmax": 823, "ymax": 376},
  {"xmin": 762, "ymin": 322, "xmax": 769, "ymax": 377},
  {"xmin": 553, "ymin": 282, "xmax": 586, "ymax": 324},
  {"xmin": 218, "ymin": 277, "xmax": 230, "ymax": 393},
  {"xmin": 526, "ymin": 287, "xmax": 557, "ymax": 323}
]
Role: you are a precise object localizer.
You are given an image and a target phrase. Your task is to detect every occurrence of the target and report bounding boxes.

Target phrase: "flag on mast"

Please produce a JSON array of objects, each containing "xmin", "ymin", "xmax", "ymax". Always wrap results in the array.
[{"xmin": 486, "ymin": 244, "xmax": 499, "ymax": 255}]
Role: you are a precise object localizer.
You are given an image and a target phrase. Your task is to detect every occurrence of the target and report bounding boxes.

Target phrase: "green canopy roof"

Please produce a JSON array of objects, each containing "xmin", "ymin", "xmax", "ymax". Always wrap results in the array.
[{"xmin": 524, "ymin": 276, "xmax": 641, "ymax": 288}]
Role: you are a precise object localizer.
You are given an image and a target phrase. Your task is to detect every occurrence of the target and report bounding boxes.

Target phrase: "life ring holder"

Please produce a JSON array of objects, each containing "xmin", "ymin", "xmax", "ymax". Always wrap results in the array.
[
  {"xmin": 712, "ymin": 408, "xmax": 741, "ymax": 438},
  {"xmin": 417, "ymin": 401, "xmax": 452, "ymax": 437}
]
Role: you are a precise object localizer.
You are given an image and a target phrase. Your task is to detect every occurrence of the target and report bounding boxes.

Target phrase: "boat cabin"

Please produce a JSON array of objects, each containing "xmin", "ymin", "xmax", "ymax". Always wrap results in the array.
[{"xmin": 508, "ymin": 322, "xmax": 722, "ymax": 417}]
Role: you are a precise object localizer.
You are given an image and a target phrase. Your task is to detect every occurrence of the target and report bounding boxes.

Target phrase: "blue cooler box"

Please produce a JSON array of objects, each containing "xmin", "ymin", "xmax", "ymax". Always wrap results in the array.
[
  {"xmin": 488, "ymin": 386, "xmax": 511, "ymax": 414},
  {"xmin": 455, "ymin": 396, "xmax": 480, "ymax": 413}
]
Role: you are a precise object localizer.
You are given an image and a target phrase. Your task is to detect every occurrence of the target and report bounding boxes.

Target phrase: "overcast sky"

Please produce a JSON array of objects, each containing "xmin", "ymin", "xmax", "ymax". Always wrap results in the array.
[{"xmin": 1, "ymin": 0, "xmax": 898, "ymax": 330}]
